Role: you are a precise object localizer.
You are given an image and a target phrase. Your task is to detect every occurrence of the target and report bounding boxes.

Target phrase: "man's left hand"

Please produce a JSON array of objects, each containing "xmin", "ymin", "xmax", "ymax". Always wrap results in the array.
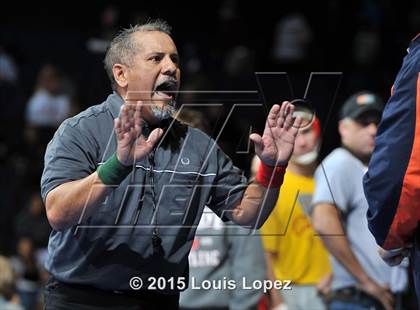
[{"xmin": 250, "ymin": 101, "xmax": 302, "ymax": 166}]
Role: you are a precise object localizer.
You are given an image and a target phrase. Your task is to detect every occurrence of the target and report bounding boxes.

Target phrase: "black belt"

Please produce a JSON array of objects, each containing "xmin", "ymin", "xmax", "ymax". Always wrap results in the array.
[{"xmin": 330, "ymin": 287, "xmax": 384, "ymax": 309}]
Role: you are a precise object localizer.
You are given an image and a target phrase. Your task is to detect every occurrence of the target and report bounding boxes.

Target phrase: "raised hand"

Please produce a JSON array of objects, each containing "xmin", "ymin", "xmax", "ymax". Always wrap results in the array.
[
  {"xmin": 114, "ymin": 102, "xmax": 163, "ymax": 166},
  {"xmin": 250, "ymin": 101, "xmax": 302, "ymax": 166}
]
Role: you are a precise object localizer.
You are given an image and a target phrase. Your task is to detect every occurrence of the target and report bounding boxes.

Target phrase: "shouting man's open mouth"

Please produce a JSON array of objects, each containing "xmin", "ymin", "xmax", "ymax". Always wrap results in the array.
[
  {"xmin": 152, "ymin": 79, "xmax": 178, "ymax": 104},
  {"xmin": 150, "ymin": 78, "xmax": 179, "ymax": 121}
]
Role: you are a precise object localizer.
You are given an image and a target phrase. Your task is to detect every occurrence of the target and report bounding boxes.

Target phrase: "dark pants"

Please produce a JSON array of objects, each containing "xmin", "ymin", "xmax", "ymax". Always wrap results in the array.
[{"xmin": 43, "ymin": 277, "xmax": 179, "ymax": 310}]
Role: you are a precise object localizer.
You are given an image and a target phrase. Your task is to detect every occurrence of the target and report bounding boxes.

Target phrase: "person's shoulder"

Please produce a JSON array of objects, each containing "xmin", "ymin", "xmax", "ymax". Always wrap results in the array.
[
  {"xmin": 65, "ymin": 101, "xmax": 111, "ymax": 129},
  {"xmin": 322, "ymin": 147, "xmax": 352, "ymax": 165},
  {"xmin": 317, "ymin": 147, "xmax": 355, "ymax": 174},
  {"xmin": 52, "ymin": 98, "xmax": 114, "ymax": 144}
]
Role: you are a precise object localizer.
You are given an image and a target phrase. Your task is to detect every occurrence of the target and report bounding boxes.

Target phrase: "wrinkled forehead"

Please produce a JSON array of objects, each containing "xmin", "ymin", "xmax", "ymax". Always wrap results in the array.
[{"xmin": 132, "ymin": 31, "xmax": 178, "ymax": 55}]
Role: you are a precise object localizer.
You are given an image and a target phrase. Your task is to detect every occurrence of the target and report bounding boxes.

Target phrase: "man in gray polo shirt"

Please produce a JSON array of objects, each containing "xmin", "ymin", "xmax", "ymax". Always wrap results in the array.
[
  {"xmin": 311, "ymin": 91, "xmax": 407, "ymax": 310},
  {"xmin": 41, "ymin": 20, "xmax": 301, "ymax": 309}
]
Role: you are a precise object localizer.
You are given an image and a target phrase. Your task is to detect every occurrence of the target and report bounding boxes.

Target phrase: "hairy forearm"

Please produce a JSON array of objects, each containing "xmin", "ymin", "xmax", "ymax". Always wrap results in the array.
[
  {"xmin": 231, "ymin": 181, "xmax": 280, "ymax": 228},
  {"xmin": 312, "ymin": 204, "xmax": 371, "ymax": 284},
  {"xmin": 45, "ymin": 172, "xmax": 112, "ymax": 231},
  {"xmin": 321, "ymin": 235, "xmax": 370, "ymax": 284}
]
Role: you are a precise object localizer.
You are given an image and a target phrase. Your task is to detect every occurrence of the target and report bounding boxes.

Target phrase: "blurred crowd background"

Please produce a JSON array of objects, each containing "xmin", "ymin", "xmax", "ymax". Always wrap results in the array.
[{"xmin": 0, "ymin": 0, "xmax": 419, "ymax": 309}]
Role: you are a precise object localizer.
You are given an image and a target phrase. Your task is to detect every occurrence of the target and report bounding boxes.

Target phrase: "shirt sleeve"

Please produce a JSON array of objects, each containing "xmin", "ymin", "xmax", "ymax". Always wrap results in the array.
[
  {"xmin": 40, "ymin": 120, "xmax": 98, "ymax": 202},
  {"xmin": 207, "ymin": 143, "xmax": 248, "ymax": 221},
  {"xmin": 312, "ymin": 157, "xmax": 351, "ymax": 213}
]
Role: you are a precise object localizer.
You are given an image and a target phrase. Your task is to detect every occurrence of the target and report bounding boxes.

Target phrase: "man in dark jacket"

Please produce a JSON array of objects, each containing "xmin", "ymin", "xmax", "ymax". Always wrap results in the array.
[{"xmin": 363, "ymin": 33, "xmax": 420, "ymax": 302}]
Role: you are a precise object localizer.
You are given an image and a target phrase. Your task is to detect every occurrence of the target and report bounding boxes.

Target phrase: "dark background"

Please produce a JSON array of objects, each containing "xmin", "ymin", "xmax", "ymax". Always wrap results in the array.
[
  {"xmin": 1, "ymin": 0, "xmax": 418, "ymax": 243},
  {"xmin": 0, "ymin": 1, "xmax": 418, "ymax": 307}
]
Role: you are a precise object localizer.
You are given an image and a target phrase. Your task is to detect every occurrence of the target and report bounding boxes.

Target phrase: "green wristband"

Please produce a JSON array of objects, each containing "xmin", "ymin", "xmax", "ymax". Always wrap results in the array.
[{"xmin": 97, "ymin": 154, "xmax": 132, "ymax": 185}]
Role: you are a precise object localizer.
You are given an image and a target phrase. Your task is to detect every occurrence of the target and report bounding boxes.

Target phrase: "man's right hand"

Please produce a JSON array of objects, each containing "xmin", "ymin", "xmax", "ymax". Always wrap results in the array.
[
  {"xmin": 359, "ymin": 278, "xmax": 394, "ymax": 310},
  {"xmin": 114, "ymin": 102, "xmax": 163, "ymax": 166},
  {"xmin": 378, "ymin": 245, "xmax": 411, "ymax": 267}
]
